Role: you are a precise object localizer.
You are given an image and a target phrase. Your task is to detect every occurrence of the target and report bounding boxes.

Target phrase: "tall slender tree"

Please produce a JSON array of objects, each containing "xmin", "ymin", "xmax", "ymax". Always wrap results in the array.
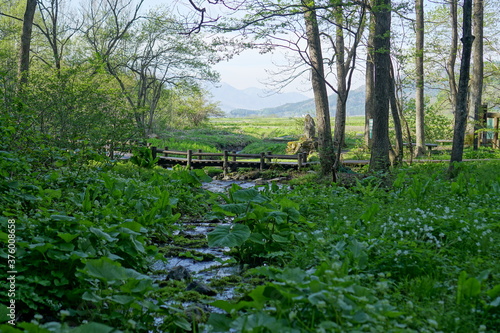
[
  {"xmin": 18, "ymin": 0, "xmax": 37, "ymax": 85},
  {"xmin": 447, "ymin": 0, "xmax": 458, "ymax": 110},
  {"xmin": 449, "ymin": 0, "xmax": 474, "ymax": 173},
  {"xmin": 470, "ymin": 0, "xmax": 484, "ymax": 150},
  {"xmin": 364, "ymin": 12, "xmax": 375, "ymax": 148},
  {"xmin": 369, "ymin": 0, "xmax": 392, "ymax": 171},
  {"xmin": 329, "ymin": 4, "xmax": 366, "ymax": 169},
  {"xmin": 414, "ymin": 0, "xmax": 425, "ymax": 157},
  {"xmin": 303, "ymin": 2, "xmax": 336, "ymax": 179}
]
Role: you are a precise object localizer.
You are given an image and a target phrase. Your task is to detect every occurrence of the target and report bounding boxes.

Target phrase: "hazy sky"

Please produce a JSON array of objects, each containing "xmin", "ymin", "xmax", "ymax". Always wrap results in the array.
[{"xmin": 142, "ymin": 0, "xmax": 314, "ymax": 96}]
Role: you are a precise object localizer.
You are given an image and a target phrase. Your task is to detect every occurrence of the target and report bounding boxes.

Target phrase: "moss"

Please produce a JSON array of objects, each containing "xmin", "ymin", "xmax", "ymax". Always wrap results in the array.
[
  {"xmin": 204, "ymin": 167, "xmax": 224, "ymax": 177},
  {"xmin": 176, "ymin": 290, "xmax": 209, "ymax": 302},
  {"xmin": 209, "ymin": 275, "xmax": 243, "ymax": 288},
  {"xmin": 156, "ymin": 280, "xmax": 187, "ymax": 294},
  {"xmin": 159, "ymin": 245, "xmax": 185, "ymax": 257},
  {"xmin": 181, "ymin": 250, "xmax": 216, "ymax": 261},
  {"xmin": 173, "ymin": 234, "xmax": 208, "ymax": 248}
]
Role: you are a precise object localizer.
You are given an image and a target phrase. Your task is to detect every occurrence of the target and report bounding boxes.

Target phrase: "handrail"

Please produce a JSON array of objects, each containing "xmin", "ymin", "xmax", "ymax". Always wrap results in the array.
[{"xmin": 150, "ymin": 146, "xmax": 308, "ymax": 174}]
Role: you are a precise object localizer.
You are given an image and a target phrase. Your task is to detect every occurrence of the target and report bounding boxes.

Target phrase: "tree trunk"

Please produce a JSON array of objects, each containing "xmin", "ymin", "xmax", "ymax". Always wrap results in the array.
[
  {"xmin": 414, "ymin": 0, "xmax": 425, "ymax": 157},
  {"xmin": 303, "ymin": 3, "xmax": 335, "ymax": 179},
  {"xmin": 389, "ymin": 63, "xmax": 404, "ymax": 165},
  {"xmin": 333, "ymin": 7, "xmax": 347, "ymax": 164},
  {"xmin": 369, "ymin": 0, "xmax": 391, "ymax": 172},
  {"xmin": 449, "ymin": 0, "xmax": 474, "ymax": 173},
  {"xmin": 364, "ymin": 13, "xmax": 375, "ymax": 149},
  {"xmin": 18, "ymin": 0, "xmax": 37, "ymax": 86},
  {"xmin": 470, "ymin": 0, "xmax": 484, "ymax": 150},
  {"xmin": 447, "ymin": 0, "xmax": 458, "ymax": 110}
]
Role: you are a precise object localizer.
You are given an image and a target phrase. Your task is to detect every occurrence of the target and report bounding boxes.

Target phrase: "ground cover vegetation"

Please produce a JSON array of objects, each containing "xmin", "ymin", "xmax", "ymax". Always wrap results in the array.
[
  {"xmin": 2, "ymin": 0, "xmax": 500, "ymax": 332},
  {"xmin": 2, "ymin": 107, "xmax": 500, "ymax": 332}
]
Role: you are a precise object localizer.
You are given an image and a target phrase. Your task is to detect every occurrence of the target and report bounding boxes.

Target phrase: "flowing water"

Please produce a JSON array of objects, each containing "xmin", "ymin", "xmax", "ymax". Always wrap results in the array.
[{"xmin": 150, "ymin": 180, "xmax": 259, "ymax": 331}]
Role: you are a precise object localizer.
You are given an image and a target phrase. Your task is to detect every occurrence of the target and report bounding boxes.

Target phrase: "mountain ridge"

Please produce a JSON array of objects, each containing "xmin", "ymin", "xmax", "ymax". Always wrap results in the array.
[
  {"xmin": 207, "ymin": 82, "xmax": 311, "ymax": 112},
  {"xmin": 229, "ymin": 85, "xmax": 366, "ymax": 117}
]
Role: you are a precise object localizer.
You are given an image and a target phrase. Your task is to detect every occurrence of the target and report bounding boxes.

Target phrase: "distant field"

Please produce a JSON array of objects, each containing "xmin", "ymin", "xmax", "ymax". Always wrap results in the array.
[{"xmin": 211, "ymin": 116, "xmax": 366, "ymax": 138}]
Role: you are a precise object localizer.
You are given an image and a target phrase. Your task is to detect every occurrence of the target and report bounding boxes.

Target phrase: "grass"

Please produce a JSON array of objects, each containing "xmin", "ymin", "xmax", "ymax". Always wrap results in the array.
[{"xmin": 147, "ymin": 118, "xmax": 500, "ymax": 166}]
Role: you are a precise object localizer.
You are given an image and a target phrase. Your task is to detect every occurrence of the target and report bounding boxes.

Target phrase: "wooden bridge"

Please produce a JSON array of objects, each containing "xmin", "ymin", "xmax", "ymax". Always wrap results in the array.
[{"xmin": 150, "ymin": 146, "xmax": 313, "ymax": 174}]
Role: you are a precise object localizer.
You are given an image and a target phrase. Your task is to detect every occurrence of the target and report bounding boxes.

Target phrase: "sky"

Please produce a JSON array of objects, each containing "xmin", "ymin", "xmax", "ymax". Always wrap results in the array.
[{"xmin": 143, "ymin": 0, "xmax": 315, "ymax": 97}]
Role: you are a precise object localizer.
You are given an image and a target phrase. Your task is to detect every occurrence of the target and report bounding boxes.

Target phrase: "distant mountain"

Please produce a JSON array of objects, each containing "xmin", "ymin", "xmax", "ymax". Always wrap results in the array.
[
  {"xmin": 229, "ymin": 85, "xmax": 366, "ymax": 117},
  {"xmin": 207, "ymin": 82, "xmax": 311, "ymax": 112}
]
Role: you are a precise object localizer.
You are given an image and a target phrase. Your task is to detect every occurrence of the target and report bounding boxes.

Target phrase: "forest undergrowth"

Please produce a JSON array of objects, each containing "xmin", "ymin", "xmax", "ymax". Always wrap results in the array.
[{"xmin": 1, "ymin": 117, "xmax": 499, "ymax": 332}]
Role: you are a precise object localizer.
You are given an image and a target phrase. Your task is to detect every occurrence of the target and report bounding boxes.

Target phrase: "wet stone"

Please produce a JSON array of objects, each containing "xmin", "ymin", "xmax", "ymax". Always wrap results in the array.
[
  {"xmin": 185, "ymin": 303, "xmax": 210, "ymax": 323},
  {"xmin": 186, "ymin": 281, "xmax": 217, "ymax": 296},
  {"xmin": 167, "ymin": 266, "xmax": 192, "ymax": 281}
]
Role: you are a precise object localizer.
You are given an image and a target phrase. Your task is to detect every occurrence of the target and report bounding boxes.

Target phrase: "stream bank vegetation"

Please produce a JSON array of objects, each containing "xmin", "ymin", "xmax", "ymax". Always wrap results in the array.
[{"xmin": 1, "ymin": 113, "xmax": 499, "ymax": 332}]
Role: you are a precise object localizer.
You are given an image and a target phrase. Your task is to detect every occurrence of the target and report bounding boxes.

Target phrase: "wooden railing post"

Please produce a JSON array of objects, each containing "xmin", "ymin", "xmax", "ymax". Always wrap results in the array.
[
  {"xmin": 297, "ymin": 153, "xmax": 303, "ymax": 170},
  {"xmin": 151, "ymin": 146, "xmax": 157, "ymax": 160},
  {"xmin": 223, "ymin": 150, "xmax": 229, "ymax": 176},
  {"xmin": 197, "ymin": 149, "xmax": 203, "ymax": 160},
  {"xmin": 260, "ymin": 152, "xmax": 265, "ymax": 171},
  {"xmin": 187, "ymin": 149, "xmax": 193, "ymax": 169},
  {"xmin": 266, "ymin": 151, "xmax": 272, "ymax": 163},
  {"xmin": 231, "ymin": 151, "xmax": 237, "ymax": 172}
]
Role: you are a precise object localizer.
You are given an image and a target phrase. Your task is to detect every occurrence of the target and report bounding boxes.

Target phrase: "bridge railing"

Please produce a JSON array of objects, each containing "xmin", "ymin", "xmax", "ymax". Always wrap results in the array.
[{"xmin": 150, "ymin": 146, "xmax": 309, "ymax": 174}]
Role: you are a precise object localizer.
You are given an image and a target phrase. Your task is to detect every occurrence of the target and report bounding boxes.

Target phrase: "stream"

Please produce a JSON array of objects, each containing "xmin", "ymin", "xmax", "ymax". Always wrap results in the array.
[{"xmin": 149, "ymin": 180, "xmax": 260, "ymax": 330}]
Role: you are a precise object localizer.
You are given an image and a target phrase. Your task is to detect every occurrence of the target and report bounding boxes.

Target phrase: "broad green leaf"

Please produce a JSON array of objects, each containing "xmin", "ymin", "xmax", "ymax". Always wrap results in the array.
[
  {"xmin": 173, "ymin": 317, "xmax": 192, "ymax": 331},
  {"xmin": 463, "ymin": 277, "xmax": 481, "ymax": 298},
  {"xmin": 43, "ymin": 188, "xmax": 62, "ymax": 199},
  {"xmin": 118, "ymin": 221, "xmax": 146, "ymax": 233},
  {"xmin": 110, "ymin": 295, "xmax": 136, "ymax": 305},
  {"xmin": 213, "ymin": 203, "xmax": 248, "ymax": 216},
  {"xmin": 232, "ymin": 188, "xmax": 268, "ymax": 203},
  {"xmin": 353, "ymin": 310, "xmax": 370, "ymax": 323},
  {"xmin": 82, "ymin": 291, "xmax": 103, "ymax": 302},
  {"xmin": 208, "ymin": 224, "xmax": 251, "ymax": 247},
  {"xmin": 82, "ymin": 257, "xmax": 148, "ymax": 281},
  {"xmin": 51, "ymin": 215, "xmax": 76, "ymax": 222},
  {"xmin": 271, "ymin": 234, "xmax": 290, "ymax": 243},
  {"xmin": 308, "ymin": 291, "xmax": 328, "ymax": 306},
  {"xmin": 29, "ymin": 243, "xmax": 54, "ymax": 254},
  {"xmin": 206, "ymin": 313, "xmax": 232, "ymax": 332},
  {"xmin": 57, "ymin": 232, "xmax": 79, "ymax": 243},
  {"xmin": 17, "ymin": 323, "xmax": 51, "ymax": 332},
  {"xmin": 282, "ymin": 206, "xmax": 301, "ymax": 222},
  {"xmin": 129, "ymin": 235, "xmax": 145, "ymax": 253},
  {"xmin": 360, "ymin": 204, "xmax": 379, "ymax": 223},
  {"xmin": 264, "ymin": 211, "xmax": 287, "ymax": 224},
  {"xmin": 232, "ymin": 312, "xmax": 277, "ymax": 330},
  {"xmin": 0, "ymin": 324, "xmax": 24, "ymax": 332},
  {"xmin": 89, "ymin": 227, "xmax": 117, "ymax": 242},
  {"xmin": 487, "ymin": 284, "xmax": 500, "ymax": 298}
]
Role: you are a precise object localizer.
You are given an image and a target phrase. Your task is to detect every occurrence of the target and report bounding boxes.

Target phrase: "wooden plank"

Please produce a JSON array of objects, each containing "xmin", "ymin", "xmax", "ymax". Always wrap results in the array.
[
  {"xmin": 228, "ymin": 153, "xmax": 261, "ymax": 158},
  {"xmin": 191, "ymin": 152, "xmax": 222, "ymax": 157}
]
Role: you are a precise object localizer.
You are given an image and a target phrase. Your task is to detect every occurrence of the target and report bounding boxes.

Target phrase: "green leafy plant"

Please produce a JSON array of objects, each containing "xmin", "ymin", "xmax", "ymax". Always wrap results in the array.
[
  {"xmin": 129, "ymin": 147, "xmax": 159, "ymax": 168},
  {"xmin": 208, "ymin": 185, "xmax": 310, "ymax": 265}
]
